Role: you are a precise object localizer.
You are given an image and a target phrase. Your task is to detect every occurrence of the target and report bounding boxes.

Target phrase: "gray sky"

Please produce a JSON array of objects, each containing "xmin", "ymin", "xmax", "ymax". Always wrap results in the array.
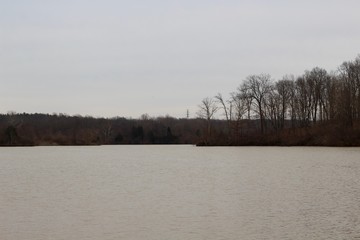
[{"xmin": 1, "ymin": 0, "xmax": 360, "ymax": 118}]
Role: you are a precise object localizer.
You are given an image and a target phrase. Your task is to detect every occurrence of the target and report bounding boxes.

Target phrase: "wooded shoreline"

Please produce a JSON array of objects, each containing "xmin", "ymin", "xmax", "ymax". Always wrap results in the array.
[
  {"xmin": 2, "ymin": 55, "xmax": 360, "ymax": 147},
  {"xmin": 1, "ymin": 113, "xmax": 359, "ymax": 147}
]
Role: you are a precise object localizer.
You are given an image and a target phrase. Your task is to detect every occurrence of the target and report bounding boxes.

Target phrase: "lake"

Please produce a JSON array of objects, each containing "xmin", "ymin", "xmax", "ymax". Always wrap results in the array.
[{"xmin": 1, "ymin": 145, "xmax": 360, "ymax": 239}]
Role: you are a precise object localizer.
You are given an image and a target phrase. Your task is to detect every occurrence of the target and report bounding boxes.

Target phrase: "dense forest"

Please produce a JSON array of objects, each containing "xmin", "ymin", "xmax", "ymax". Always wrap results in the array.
[
  {"xmin": 1, "ymin": 55, "xmax": 360, "ymax": 146},
  {"xmin": 0, "ymin": 113, "xmax": 214, "ymax": 146}
]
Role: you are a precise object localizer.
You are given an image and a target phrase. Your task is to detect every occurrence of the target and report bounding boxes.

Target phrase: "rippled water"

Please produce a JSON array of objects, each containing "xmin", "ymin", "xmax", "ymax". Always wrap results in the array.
[{"xmin": 1, "ymin": 145, "xmax": 360, "ymax": 239}]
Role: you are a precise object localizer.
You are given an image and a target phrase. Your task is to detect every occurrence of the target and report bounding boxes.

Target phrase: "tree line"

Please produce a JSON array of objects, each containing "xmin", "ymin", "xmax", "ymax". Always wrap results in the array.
[
  {"xmin": 0, "ymin": 113, "xmax": 228, "ymax": 146},
  {"xmin": 197, "ymin": 55, "xmax": 360, "ymax": 146}
]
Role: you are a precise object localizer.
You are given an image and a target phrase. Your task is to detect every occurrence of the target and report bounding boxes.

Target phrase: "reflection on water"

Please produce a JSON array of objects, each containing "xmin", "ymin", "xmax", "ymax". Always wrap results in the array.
[{"xmin": 1, "ymin": 146, "xmax": 360, "ymax": 240}]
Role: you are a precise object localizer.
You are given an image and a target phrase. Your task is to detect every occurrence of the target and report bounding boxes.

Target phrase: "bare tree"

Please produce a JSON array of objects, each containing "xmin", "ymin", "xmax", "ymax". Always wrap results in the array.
[
  {"xmin": 197, "ymin": 97, "xmax": 219, "ymax": 142},
  {"xmin": 237, "ymin": 85, "xmax": 253, "ymax": 120},
  {"xmin": 338, "ymin": 55, "xmax": 360, "ymax": 126},
  {"xmin": 294, "ymin": 76, "xmax": 312, "ymax": 127},
  {"xmin": 215, "ymin": 93, "xmax": 232, "ymax": 130},
  {"xmin": 242, "ymin": 74, "xmax": 272, "ymax": 134},
  {"xmin": 215, "ymin": 93, "xmax": 232, "ymax": 122},
  {"xmin": 229, "ymin": 91, "xmax": 250, "ymax": 141},
  {"xmin": 265, "ymin": 86, "xmax": 282, "ymax": 131},
  {"xmin": 304, "ymin": 67, "xmax": 328, "ymax": 123},
  {"xmin": 230, "ymin": 92, "xmax": 247, "ymax": 121},
  {"xmin": 276, "ymin": 76, "xmax": 294, "ymax": 128}
]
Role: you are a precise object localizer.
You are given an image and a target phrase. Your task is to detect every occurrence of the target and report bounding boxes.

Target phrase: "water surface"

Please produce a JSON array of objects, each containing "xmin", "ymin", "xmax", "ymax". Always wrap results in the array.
[{"xmin": 1, "ymin": 146, "xmax": 360, "ymax": 239}]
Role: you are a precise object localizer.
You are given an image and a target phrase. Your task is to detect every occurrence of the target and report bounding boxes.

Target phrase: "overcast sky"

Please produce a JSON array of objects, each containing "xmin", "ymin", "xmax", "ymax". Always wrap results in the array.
[{"xmin": 1, "ymin": 0, "xmax": 360, "ymax": 118}]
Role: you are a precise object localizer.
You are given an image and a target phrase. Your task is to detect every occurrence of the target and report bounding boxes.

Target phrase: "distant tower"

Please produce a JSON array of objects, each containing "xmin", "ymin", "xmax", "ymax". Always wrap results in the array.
[{"xmin": 186, "ymin": 109, "xmax": 190, "ymax": 119}]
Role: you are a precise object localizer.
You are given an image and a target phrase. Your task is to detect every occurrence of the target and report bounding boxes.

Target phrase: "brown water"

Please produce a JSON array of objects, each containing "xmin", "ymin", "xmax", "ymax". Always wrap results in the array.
[{"xmin": 1, "ymin": 145, "xmax": 360, "ymax": 240}]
